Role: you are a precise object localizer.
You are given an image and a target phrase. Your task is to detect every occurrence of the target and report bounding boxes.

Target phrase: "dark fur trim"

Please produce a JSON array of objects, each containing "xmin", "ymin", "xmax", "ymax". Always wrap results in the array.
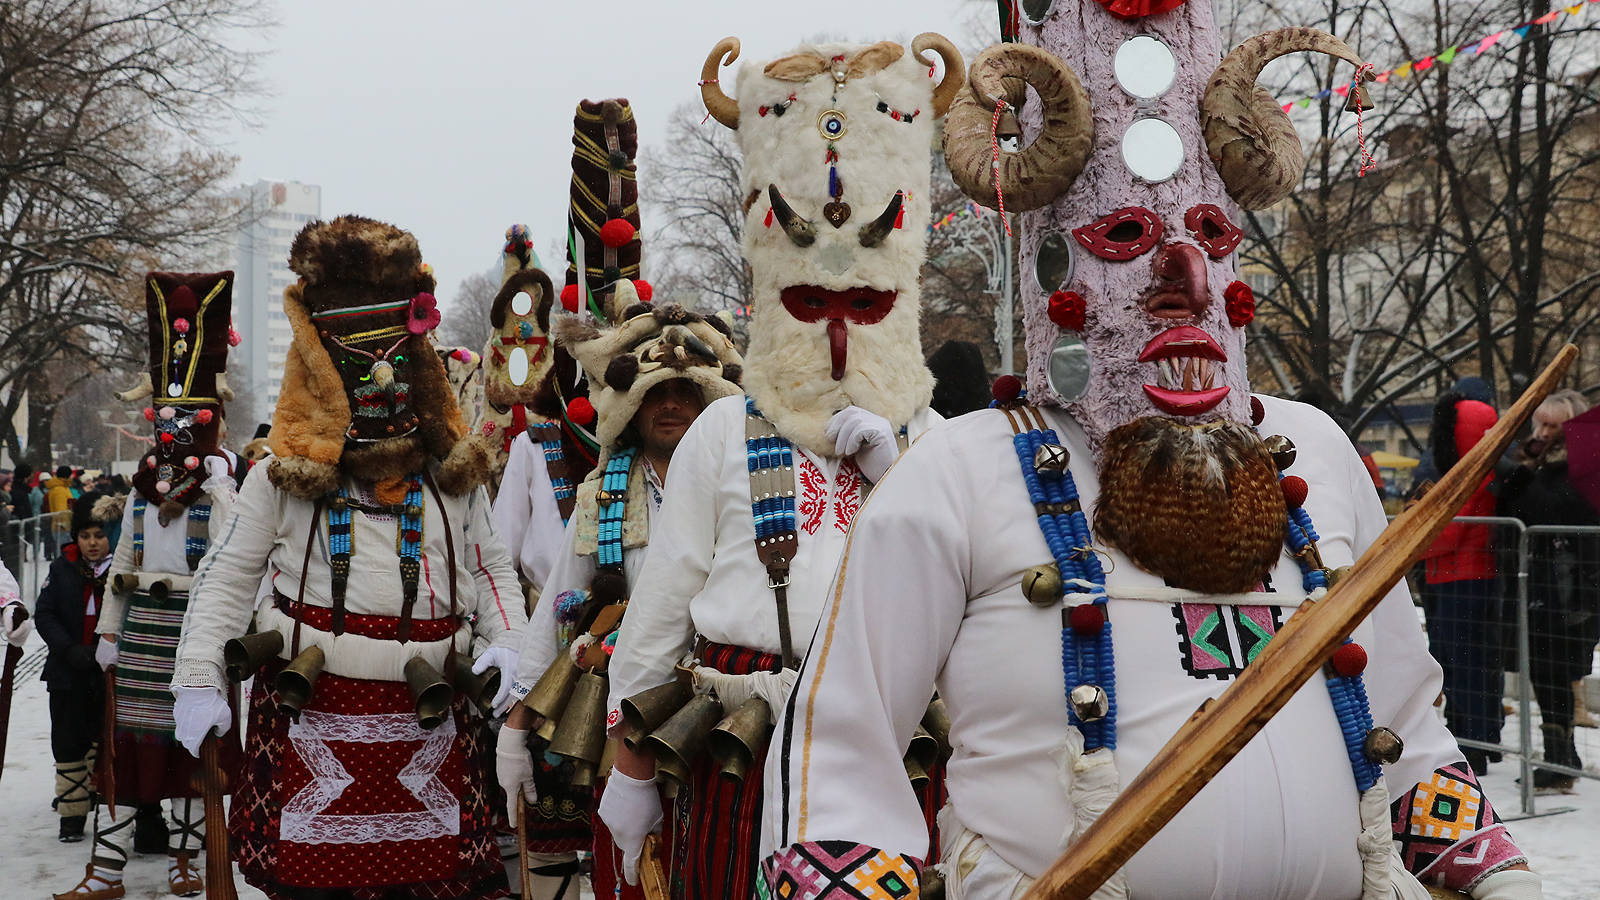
[
  {"xmin": 721, "ymin": 363, "xmax": 743, "ymax": 385},
  {"xmin": 433, "ymin": 434, "xmax": 492, "ymax": 496},
  {"xmin": 623, "ymin": 302, "xmax": 653, "ymax": 321},
  {"xmin": 490, "ymin": 268, "xmax": 556, "ymax": 332},
  {"xmin": 156, "ymin": 499, "xmax": 186, "ymax": 528},
  {"xmin": 267, "ymin": 456, "xmax": 343, "ymax": 500},
  {"xmin": 288, "ymin": 216, "xmax": 429, "ymax": 296},
  {"xmin": 605, "ymin": 355, "xmax": 640, "ymax": 391},
  {"xmin": 590, "ymin": 568, "xmax": 626, "ymax": 606},
  {"xmin": 705, "ymin": 314, "xmax": 733, "ymax": 338},
  {"xmin": 652, "ymin": 304, "xmax": 696, "ymax": 326},
  {"xmin": 342, "ymin": 435, "xmax": 429, "ymax": 485},
  {"xmin": 550, "ymin": 315, "xmax": 602, "ymax": 346},
  {"xmin": 1432, "ymin": 392, "xmax": 1464, "ymax": 475}
]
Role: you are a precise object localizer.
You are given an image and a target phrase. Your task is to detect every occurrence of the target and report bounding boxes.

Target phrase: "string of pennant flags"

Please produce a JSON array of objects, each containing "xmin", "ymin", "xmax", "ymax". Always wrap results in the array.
[
  {"xmin": 930, "ymin": 201, "xmax": 985, "ymax": 231},
  {"xmin": 1284, "ymin": 0, "xmax": 1599, "ymax": 113}
]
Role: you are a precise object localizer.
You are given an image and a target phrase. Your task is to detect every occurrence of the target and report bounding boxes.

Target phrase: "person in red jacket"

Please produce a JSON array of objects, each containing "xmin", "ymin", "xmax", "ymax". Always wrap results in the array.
[{"xmin": 1419, "ymin": 383, "xmax": 1504, "ymax": 774}]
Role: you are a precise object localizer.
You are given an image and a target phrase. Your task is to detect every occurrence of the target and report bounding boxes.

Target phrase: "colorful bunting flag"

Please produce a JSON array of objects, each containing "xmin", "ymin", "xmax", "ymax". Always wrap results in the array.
[
  {"xmin": 1438, "ymin": 46, "xmax": 1458, "ymax": 64},
  {"xmin": 1394, "ymin": 62, "xmax": 1413, "ymax": 77},
  {"xmin": 1533, "ymin": 11, "xmax": 1559, "ymax": 23},
  {"xmin": 1413, "ymin": 56, "xmax": 1435, "ymax": 71},
  {"xmin": 1513, "ymin": 25, "xmax": 1532, "ymax": 37}
]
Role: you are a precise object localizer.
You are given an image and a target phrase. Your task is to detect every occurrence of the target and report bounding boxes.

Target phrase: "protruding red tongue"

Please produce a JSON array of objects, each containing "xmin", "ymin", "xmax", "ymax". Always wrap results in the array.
[{"xmin": 828, "ymin": 319, "xmax": 847, "ymax": 381}]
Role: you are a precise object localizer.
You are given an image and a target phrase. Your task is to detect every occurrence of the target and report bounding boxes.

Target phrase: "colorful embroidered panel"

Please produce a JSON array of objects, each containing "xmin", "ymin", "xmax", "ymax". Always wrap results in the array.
[
  {"xmin": 1171, "ymin": 603, "xmax": 1284, "ymax": 680},
  {"xmin": 1391, "ymin": 764, "xmax": 1527, "ymax": 892},
  {"xmin": 761, "ymin": 841, "xmax": 920, "ymax": 900}
]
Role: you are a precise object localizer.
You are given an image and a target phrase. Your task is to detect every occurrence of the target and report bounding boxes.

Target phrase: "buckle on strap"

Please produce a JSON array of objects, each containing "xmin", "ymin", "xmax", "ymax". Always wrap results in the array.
[{"xmin": 767, "ymin": 571, "xmax": 791, "ymax": 591}]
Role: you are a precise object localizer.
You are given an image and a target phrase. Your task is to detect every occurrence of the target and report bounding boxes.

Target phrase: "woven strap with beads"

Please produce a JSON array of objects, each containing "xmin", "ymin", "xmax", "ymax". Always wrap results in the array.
[
  {"xmin": 129, "ymin": 497, "xmax": 212, "ymax": 574},
  {"xmin": 744, "ymin": 398, "xmax": 800, "ymax": 669},
  {"xmin": 530, "ymin": 422, "xmax": 580, "ymax": 524}
]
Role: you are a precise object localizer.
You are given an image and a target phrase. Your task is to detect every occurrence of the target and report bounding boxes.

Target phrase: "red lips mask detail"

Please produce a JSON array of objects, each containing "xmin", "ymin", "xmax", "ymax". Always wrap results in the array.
[{"xmin": 779, "ymin": 285, "xmax": 898, "ymax": 380}]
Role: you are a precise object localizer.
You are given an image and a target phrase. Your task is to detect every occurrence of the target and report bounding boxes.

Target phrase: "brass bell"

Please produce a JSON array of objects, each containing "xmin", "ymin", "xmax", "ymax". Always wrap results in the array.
[
  {"xmin": 148, "ymin": 578, "xmax": 172, "ymax": 602},
  {"xmin": 1326, "ymin": 565, "xmax": 1353, "ymax": 588},
  {"xmin": 1345, "ymin": 80, "xmax": 1375, "ymax": 113},
  {"xmin": 656, "ymin": 754, "xmax": 690, "ymax": 799},
  {"xmin": 454, "ymin": 658, "xmax": 502, "ymax": 718},
  {"xmin": 274, "ymin": 646, "xmax": 326, "ymax": 720},
  {"xmin": 1021, "ymin": 564, "xmax": 1064, "ymax": 607},
  {"xmin": 223, "ymin": 631, "xmax": 284, "ymax": 683},
  {"xmin": 549, "ymin": 672, "xmax": 609, "ymax": 784},
  {"xmin": 1033, "ymin": 443, "xmax": 1070, "ymax": 475},
  {"xmin": 920, "ymin": 866, "xmax": 947, "ymax": 900},
  {"xmin": 905, "ymin": 725, "xmax": 939, "ymax": 772},
  {"xmin": 112, "ymin": 574, "xmax": 138, "ymax": 594},
  {"xmin": 523, "ymin": 657, "xmax": 582, "ymax": 741},
  {"xmin": 1363, "ymin": 726, "xmax": 1404, "ymax": 765},
  {"xmin": 641, "ymin": 693, "xmax": 723, "ymax": 778},
  {"xmin": 903, "ymin": 755, "xmax": 930, "ymax": 787},
  {"xmin": 404, "ymin": 656, "xmax": 455, "ymax": 730},
  {"xmin": 1262, "ymin": 435, "xmax": 1296, "ymax": 471},
  {"xmin": 622, "ymin": 680, "xmax": 694, "ymax": 751},
  {"xmin": 708, "ymin": 698, "xmax": 774, "ymax": 782},
  {"xmin": 1069, "ymin": 683, "xmax": 1109, "ymax": 723},
  {"xmin": 921, "ymin": 698, "xmax": 952, "ymax": 764}
]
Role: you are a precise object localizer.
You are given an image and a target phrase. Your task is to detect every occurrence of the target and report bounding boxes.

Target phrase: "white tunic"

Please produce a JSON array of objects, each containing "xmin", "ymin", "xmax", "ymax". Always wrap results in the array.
[
  {"xmin": 607, "ymin": 394, "xmax": 939, "ymax": 714},
  {"xmin": 174, "ymin": 464, "xmax": 526, "ymax": 690},
  {"xmin": 492, "ymin": 431, "xmax": 569, "ymax": 592},
  {"xmin": 766, "ymin": 397, "xmax": 1463, "ymax": 900}
]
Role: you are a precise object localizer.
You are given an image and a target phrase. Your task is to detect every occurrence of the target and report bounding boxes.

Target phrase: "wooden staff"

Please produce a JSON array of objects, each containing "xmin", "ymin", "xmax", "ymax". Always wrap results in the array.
[
  {"xmin": 515, "ymin": 793, "xmax": 532, "ymax": 900},
  {"xmin": 199, "ymin": 729, "xmax": 237, "ymax": 900},
  {"xmin": 1022, "ymin": 345, "xmax": 1577, "ymax": 900},
  {"xmin": 0, "ymin": 606, "xmax": 27, "ymax": 783},
  {"xmin": 100, "ymin": 666, "xmax": 117, "ymax": 815}
]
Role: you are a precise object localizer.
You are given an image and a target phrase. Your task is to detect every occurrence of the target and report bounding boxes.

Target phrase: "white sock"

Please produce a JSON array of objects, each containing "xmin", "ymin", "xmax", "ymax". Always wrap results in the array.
[{"xmin": 89, "ymin": 868, "xmax": 122, "ymax": 886}]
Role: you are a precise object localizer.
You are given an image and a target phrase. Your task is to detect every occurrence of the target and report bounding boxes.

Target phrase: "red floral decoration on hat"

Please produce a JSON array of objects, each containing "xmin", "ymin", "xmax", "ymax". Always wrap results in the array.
[
  {"xmin": 1048, "ymin": 290, "xmax": 1086, "ymax": 332},
  {"xmin": 408, "ymin": 292, "xmax": 441, "ymax": 335},
  {"xmin": 1094, "ymin": 0, "xmax": 1187, "ymax": 20},
  {"xmin": 1224, "ymin": 281, "xmax": 1255, "ymax": 327}
]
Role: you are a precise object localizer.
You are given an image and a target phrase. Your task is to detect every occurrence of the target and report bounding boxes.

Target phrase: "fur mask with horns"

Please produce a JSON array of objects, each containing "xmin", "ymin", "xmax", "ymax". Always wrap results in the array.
[
  {"xmin": 475, "ymin": 225, "xmax": 558, "ymax": 490},
  {"xmin": 944, "ymin": 9, "xmax": 1368, "ymax": 449},
  {"xmin": 552, "ymin": 281, "xmax": 743, "ymax": 472},
  {"xmin": 700, "ymin": 34, "xmax": 964, "ymax": 457},
  {"xmin": 267, "ymin": 215, "xmax": 489, "ymax": 503}
]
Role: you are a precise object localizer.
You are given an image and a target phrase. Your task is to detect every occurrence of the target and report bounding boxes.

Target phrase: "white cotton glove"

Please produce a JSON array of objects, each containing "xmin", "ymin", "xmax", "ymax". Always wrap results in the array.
[
  {"xmin": 826, "ymin": 405, "xmax": 900, "ymax": 483},
  {"xmin": 172, "ymin": 685, "xmax": 232, "ymax": 757},
  {"xmin": 596, "ymin": 769, "xmax": 663, "ymax": 886},
  {"xmin": 694, "ymin": 667, "xmax": 798, "ymax": 725},
  {"xmin": 95, "ymin": 636, "xmax": 119, "ymax": 670},
  {"xmin": 0, "ymin": 602, "xmax": 30, "ymax": 647},
  {"xmin": 1471, "ymin": 870, "xmax": 1543, "ymax": 900},
  {"xmin": 496, "ymin": 725, "xmax": 538, "ymax": 826},
  {"xmin": 472, "ymin": 646, "xmax": 520, "ymax": 716}
]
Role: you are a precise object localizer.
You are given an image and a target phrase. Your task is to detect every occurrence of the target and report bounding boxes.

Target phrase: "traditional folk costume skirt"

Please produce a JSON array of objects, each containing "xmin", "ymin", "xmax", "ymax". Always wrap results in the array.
[
  {"xmin": 112, "ymin": 586, "xmax": 207, "ymax": 802},
  {"xmin": 231, "ymin": 608, "xmax": 507, "ymax": 900}
]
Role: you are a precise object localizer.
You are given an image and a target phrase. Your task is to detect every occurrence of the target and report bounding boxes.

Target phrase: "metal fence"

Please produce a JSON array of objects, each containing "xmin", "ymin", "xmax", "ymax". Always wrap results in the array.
[
  {"xmin": 2, "ymin": 512, "xmax": 66, "ymax": 605},
  {"xmin": 1416, "ymin": 516, "xmax": 1600, "ymax": 818}
]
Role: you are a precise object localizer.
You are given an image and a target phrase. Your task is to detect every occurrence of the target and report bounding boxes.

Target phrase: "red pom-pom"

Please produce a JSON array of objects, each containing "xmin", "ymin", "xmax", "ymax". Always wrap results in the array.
[
  {"xmin": 1225, "ymin": 281, "xmax": 1255, "ymax": 327},
  {"xmin": 1069, "ymin": 603, "xmax": 1106, "ymax": 636},
  {"xmin": 599, "ymin": 219, "xmax": 637, "ymax": 248},
  {"xmin": 560, "ymin": 284, "xmax": 580, "ymax": 312},
  {"xmin": 1331, "ymin": 642, "xmax": 1368, "ymax": 678},
  {"xmin": 160, "ymin": 432, "xmax": 176, "ymax": 444},
  {"xmin": 633, "ymin": 279, "xmax": 653, "ymax": 303},
  {"xmin": 143, "ymin": 407, "xmax": 156, "ymax": 422},
  {"xmin": 1250, "ymin": 396, "xmax": 1265, "ymax": 426},
  {"xmin": 196, "ymin": 409, "xmax": 214, "ymax": 424},
  {"xmin": 992, "ymin": 374, "xmax": 1023, "ymax": 403},
  {"xmin": 566, "ymin": 397, "xmax": 596, "ymax": 426},
  {"xmin": 1280, "ymin": 475, "xmax": 1308, "ymax": 509},
  {"xmin": 1048, "ymin": 290, "xmax": 1086, "ymax": 332}
]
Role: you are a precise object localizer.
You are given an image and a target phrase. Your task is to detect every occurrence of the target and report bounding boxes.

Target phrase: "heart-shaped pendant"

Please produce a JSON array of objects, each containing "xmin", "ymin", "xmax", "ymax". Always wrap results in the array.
[{"xmin": 823, "ymin": 201, "xmax": 851, "ymax": 228}]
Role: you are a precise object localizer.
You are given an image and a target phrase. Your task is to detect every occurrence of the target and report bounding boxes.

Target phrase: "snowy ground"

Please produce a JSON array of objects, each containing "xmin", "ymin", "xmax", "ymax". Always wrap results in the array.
[{"xmin": 3, "ymin": 631, "xmax": 1597, "ymax": 898}]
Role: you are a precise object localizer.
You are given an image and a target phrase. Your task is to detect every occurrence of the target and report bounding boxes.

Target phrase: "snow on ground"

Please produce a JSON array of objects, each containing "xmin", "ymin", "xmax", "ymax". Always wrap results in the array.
[{"xmin": 3, "ymin": 632, "xmax": 1598, "ymax": 898}]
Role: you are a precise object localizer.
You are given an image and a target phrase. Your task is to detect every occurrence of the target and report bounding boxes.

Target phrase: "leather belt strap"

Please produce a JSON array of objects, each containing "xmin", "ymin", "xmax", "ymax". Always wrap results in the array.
[{"xmin": 745, "ymin": 410, "xmax": 799, "ymax": 669}]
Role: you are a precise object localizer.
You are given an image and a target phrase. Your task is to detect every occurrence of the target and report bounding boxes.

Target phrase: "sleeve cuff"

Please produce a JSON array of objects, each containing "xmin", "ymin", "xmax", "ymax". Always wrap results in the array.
[
  {"xmin": 173, "ymin": 658, "xmax": 225, "ymax": 691},
  {"xmin": 761, "ymin": 842, "xmax": 921, "ymax": 900}
]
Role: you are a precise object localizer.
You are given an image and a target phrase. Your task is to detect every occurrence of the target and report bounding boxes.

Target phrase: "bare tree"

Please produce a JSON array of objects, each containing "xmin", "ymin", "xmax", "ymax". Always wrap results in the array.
[{"xmin": 438, "ymin": 269, "xmax": 499, "ymax": 350}]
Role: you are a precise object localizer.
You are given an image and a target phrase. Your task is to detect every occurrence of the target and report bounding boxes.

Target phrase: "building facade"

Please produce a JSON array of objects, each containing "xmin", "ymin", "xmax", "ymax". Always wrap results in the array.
[{"xmin": 231, "ymin": 180, "xmax": 321, "ymax": 424}]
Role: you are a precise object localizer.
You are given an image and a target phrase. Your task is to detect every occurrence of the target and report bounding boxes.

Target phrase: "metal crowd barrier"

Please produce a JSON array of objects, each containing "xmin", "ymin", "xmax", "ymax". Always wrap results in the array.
[
  {"xmin": 1414, "ymin": 516, "xmax": 1600, "ymax": 818},
  {"xmin": 2, "ymin": 513, "xmax": 64, "ymax": 606}
]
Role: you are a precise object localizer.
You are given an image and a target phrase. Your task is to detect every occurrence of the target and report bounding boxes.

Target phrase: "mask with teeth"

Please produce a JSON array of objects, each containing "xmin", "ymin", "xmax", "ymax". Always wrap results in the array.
[{"xmin": 701, "ymin": 34, "xmax": 965, "ymax": 455}]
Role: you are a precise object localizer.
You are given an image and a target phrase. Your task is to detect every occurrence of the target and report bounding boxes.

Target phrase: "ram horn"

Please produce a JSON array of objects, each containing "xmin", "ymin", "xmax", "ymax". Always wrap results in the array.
[
  {"xmin": 1201, "ymin": 28, "xmax": 1367, "ymax": 210},
  {"xmin": 913, "ymin": 33, "xmax": 966, "ymax": 119},
  {"xmin": 943, "ymin": 43, "xmax": 1094, "ymax": 213},
  {"xmin": 767, "ymin": 184, "xmax": 817, "ymax": 248},
  {"xmin": 216, "ymin": 372, "xmax": 235, "ymax": 402},
  {"xmin": 858, "ymin": 191, "xmax": 905, "ymax": 248},
  {"xmin": 115, "ymin": 372, "xmax": 153, "ymax": 403},
  {"xmin": 701, "ymin": 37, "xmax": 742, "ymax": 130}
]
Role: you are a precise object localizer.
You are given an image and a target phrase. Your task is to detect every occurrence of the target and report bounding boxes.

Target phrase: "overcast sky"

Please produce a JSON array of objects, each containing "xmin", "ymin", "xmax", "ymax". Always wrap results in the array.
[{"xmin": 225, "ymin": 0, "xmax": 982, "ymax": 306}]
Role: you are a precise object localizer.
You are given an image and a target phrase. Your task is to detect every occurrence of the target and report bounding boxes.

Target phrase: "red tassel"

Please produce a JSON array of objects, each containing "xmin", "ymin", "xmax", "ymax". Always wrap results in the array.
[{"xmin": 764, "ymin": 207, "xmax": 774, "ymax": 228}]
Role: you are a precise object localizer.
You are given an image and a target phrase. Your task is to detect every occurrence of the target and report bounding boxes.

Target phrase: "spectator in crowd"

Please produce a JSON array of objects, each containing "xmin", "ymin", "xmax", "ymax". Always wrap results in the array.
[
  {"xmin": 44, "ymin": 465, "xmax": 75, "ymax": 557},
  {"xmin": 1419, "ymin": 382, "xmax": 1504, "ymax": 774},
  {"xmin": 1497, "ymin": 388, "xmax": 1600, "ymax": 794},
  {"xmin": 926, "ymin": 340, "xmax": 993, "ymax": 420},
  {"xmin": 11, "ymin": 462, "xmax": 37, "ymax": 518}
]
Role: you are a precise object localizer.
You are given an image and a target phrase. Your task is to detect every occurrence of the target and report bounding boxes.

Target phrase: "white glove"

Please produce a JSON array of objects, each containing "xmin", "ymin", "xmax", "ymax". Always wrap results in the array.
[
  {"xmin": 95, "ymin": 636, "xmax": 119, "ymax": 670},
  {"xmin": 694, "ymin": 667, "xmax": 798, "ymax": 725},
  {"xmin": 472, "ymin": 646, "xmax": 520, "ymax": 716},
  {"xmin": 496, "ymin": 725, "xmax": 537, "ymax": 827},
  {"xmin": 202, "ymin": 455, "xmax": 237, "ymax": 500},
  {"xmin": 826, "ymin": 406, "xmax": 900, "ymax": 483},
  {"xmin": 172, "ymin": 685, "xmax": 231, "ymax": 757},
  {"xmin": 1471, "ymin": 869, "xmax": 1542, "ymax": 900},
  {"xmin": 596, "ymin": 769, "xmax": 663, "ymax": 885},
  {"xmin": 0, "ymin": 602, "xmax": 30, "ymax": 647},
  {"xmin": 204, "ymin": 455, "xmax": 231, "ymax": 481}
]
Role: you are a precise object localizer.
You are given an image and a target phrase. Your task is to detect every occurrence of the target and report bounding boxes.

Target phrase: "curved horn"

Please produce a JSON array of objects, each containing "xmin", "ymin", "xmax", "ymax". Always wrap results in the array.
[
  {"xmin": 701, "ymin": 37, "xmax": 742, "ymax": 129},
  {"xmin": 115, "ymin": 372, "xmax": 153, "ymax": 403},
  {"xmin": 1202, "ymin": 28, "xmax": 1366, "ymax": 210},
  {"xmin": 942, "ymin": 43, "xmax": 1093, "ymax": 213},
  {"xmin": 913, "ymin": 33, "xmax": 966, "ymax": 119},
  {"xmin": 858, "ymin": 191, "xmax": 905, "ymax": 248},
  {"xmin": 767, "ymin": 184, "xmax": 816, "ymax": 248}
]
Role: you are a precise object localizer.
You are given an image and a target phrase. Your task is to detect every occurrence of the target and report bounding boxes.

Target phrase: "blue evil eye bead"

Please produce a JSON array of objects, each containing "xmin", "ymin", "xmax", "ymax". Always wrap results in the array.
[
  {"xmin": 519, "ymin": 321, "xmax": 534, "ymax": 339},
  {"xmin": 817, "ymin": 109, "xmax": 848, "ymax": 140}
]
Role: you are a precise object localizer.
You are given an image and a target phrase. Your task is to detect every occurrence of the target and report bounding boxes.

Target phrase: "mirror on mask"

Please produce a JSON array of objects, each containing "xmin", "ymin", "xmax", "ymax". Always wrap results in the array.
[
  {"xmin": 1113, "ymin": 36, "xmax": 1177, "ymax": 99},
  {"xmin": 1121, "ymin": 117, "xmax": 1185, "ymax": 183},
  {"xmin": 1049, "ymin": 334, "xmax": 1092, "ymax": 402},
  {"xmin": 1022, "ymin": 0, "xmax": 1056, "ymax": 24},
  {"xmin": 509, "ymin": 347, "xmax": 530, "ymax": 386},
  {"xmin": 511, "ymin": 291, "xmax": 533, "ymax": 317},
  {"xmin": 1034, "ymin": 232, "xmax": 1075, "ymax": 293}
]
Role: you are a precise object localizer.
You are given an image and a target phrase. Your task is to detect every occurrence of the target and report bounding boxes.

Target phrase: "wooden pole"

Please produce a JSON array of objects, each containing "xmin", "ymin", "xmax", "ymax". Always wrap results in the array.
[
  {"xmin": 199, "ymin": 730, "xmax": 237, "ymax": 900},
  {"xmin": 100, "ymin": 667, "xmax": 117, "ymax": 816},
  {"xmin": 1022, "ymin": 345, "xmax": 1576, "ymax": 900}
]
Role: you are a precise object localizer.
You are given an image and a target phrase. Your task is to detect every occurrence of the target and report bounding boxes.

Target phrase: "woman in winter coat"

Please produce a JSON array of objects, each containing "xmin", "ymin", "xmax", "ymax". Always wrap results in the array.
[{"xmin": 1497, "ymin": 388, "xmax": 1600, "ymax": 794}]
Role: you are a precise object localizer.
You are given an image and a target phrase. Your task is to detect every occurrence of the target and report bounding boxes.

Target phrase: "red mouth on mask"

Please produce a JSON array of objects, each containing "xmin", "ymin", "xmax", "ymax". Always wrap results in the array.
[
  {"xmin": 779, "ymin": 285, "xmax": 898, "ymax": 380},
  {"xmin": 1138, "ymin": 325, "xmax": 1230, "ymax": 416}
]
